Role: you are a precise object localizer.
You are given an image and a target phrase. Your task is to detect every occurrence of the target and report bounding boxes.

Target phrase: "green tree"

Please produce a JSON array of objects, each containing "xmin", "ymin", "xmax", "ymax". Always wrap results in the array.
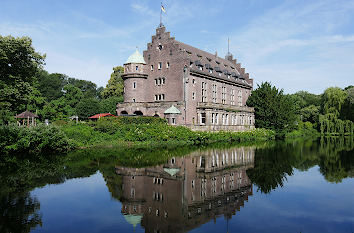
[
  {"xmin": 321, "ymin": 87, "xmax": 347, "ymax": 117},
  {"xmin": 293, "ymin": 91, "xmax": 321, "ymax": 108},
  {"xmin": 0, "ymin": 36, "xmax": 45, "ymax": 124},
  {"xmin": 37, "ymin": 71, "xmax": 66, "ymax": 101},
  {"xmin": 300, "ymin": 105, "xmax": 320, "ymax": 123},
  {"xmin": 66, "ymin": 78, "xmax": 98, "ymax": 99},
  {"xmin": 40, "ymin": 84, "xmax": 83, "ymax": 120},
  {"xmin": 340, "ymin": 87, "xmax": 354, "ymax": 122},
  {"xmin": 247, "ymin": 82, "xmax": 297, "ymax": 133},
  {"xmin": 100, "ymin": 96, "xmax": 123, "ymax": 114},
  {"xmin": 76, "ymin": 98, "xmax": 101, "ymax": 118},
  {"xmin": 101, "ymin": 66, "xmax": 124, "ymax": 99}
]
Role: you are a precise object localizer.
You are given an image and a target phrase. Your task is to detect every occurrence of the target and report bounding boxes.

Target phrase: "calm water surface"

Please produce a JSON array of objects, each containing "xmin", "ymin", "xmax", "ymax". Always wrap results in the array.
[{"xmin": 1, "ymin": 137, "xmax": 353, "ymax": 233}]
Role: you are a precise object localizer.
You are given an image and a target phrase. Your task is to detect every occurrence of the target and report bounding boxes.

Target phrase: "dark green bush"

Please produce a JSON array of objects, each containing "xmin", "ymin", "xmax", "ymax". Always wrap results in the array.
[{"xmin": 0, "ymin": 124, "xmax": 73, "ymax": 157}]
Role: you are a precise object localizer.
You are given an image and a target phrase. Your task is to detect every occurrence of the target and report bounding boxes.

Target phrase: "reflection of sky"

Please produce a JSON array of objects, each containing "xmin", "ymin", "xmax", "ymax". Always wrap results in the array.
[
  {"xmin": 30, "ymin": 167, "xmax": 354, "ymax": 233},
  {"xmin": 191, "ymin": 167, "xmax": 354, "ymax": 233},
  {"xmin": 31, "ymin": 172, "xmax": 144, "ymax": 233}
]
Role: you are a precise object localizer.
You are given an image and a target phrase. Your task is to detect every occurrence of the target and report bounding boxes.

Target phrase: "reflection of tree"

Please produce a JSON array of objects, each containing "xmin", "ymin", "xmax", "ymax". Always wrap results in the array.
[
  {"xmin": 248, "ymin": 137, "xmax": 354, "ymax": 193},
  {"xmin": 0, "ymin": 192, "xmax": 42, "ymax": 233},
  {"xmin": 247, "ymin": 146, "xmax": 295, "ymax": 193}
]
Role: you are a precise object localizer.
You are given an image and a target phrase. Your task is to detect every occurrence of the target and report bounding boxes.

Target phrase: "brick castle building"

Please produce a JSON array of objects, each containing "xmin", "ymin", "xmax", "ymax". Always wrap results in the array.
[{"xmin": 117, "ymin": 26, "xmax": 255, "ymax": 131}]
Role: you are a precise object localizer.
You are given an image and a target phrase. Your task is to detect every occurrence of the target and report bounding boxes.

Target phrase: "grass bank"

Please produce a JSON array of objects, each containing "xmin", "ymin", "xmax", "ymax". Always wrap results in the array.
[{"xmin": 1, "ymin": 117, "xmax": 275, "ymax": 157}]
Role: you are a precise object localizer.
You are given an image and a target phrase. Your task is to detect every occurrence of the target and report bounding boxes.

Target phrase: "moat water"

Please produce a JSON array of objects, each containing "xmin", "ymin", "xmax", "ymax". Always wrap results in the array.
[{"xmin": 1, "ymin": 137, "xmax": 353, "ymax": 233}]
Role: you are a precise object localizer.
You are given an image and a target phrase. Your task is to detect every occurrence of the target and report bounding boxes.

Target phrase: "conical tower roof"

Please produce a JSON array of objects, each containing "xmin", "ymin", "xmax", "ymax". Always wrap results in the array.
[{"xmin": 125, "ymin": 49, "xmax": 146, "ymax": 64}]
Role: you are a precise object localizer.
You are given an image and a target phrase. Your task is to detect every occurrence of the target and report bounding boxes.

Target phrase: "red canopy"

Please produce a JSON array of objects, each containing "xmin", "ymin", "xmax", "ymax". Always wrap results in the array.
[{"xmin": 89, "ymin": 113, "xmax": 116, "ymax": 119}]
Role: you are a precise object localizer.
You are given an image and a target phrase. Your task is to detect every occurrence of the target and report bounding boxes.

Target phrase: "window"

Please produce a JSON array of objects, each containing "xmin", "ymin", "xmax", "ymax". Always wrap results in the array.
[
  {"xmin": 231, "ymin": 89, "xmax": 235, "ymax": 105},
  {"xmin": 155, "ymin": 94, "xmax": 165, "ymax": 101},
  {"xmin": 198, "ymin": 66, "xmax": 203, "ymax": 71},
  {"xmin": 201, "ymin": 112, "xmax": 206, "ymax": 125},
  {"xmin": 158, "ymin": 62, "xmax": 162, "ymax": 69},
  {"xmin": 171, "ymin": 118, "xmax": 176, "ymax": 124},
  {"xmin": 192, "ymin": 79, "xmax": 195, "ymax": 85},
  {"xmin": 135, "ymin": 66, "xmax": 138, "ymax": 71},
  {"xmin": 133, "ymin": 98, "xmax": 136, "ymax": 102},
  {"xmin": 201, "ymin": 82, "xmax": 207, "ymax": 102},
  {"xmin": 158, "ymin": 44, "xmax": 163, "ymax": 50},
  {"xmin": 151, "ymin": 65, "xmax": 154, "ymax": 71},
  {"xmin": 238, "ymin": 90, "xmax": 242, "ymax": 106},
  {"xmin": 192, "ymin": 92, "xmax": 195, "ymax": 100},
  {"xmin": 212, "ymin": 84, "xmax": 217, "ymax": 103},
  {"xmin": 209, "ymin": 69, "xmax": 213, "ymax": 74},
  {"xmin": 166, "ymin": 62, "xmax": 170, "ymax": 68},
  {"xmin": 155, "ymin": 78, "xmax": 165, "ymax": 86},
  {"xmin": 133, "ymin": 81, "xmax": 137, "ymax": 89},
  {"xmin": 222, "ymin": 86, "xmax": 226, "ymax": 104}
]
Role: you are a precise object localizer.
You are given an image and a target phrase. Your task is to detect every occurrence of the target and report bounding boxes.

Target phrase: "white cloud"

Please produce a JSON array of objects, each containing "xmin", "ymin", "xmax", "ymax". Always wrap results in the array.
[{"xmin": 220, "ymin": 0, "xmax": 354, "ymax": 94}]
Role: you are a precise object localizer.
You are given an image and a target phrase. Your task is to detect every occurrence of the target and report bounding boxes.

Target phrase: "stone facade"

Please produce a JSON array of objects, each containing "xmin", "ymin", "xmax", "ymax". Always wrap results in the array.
[
  {"xmin": 116, "ymin": 146, "xmax": 254, "ymax": 232},
  {"xmin": 117, "ymin": 26, "xmax": 255, "ymax": 131}
]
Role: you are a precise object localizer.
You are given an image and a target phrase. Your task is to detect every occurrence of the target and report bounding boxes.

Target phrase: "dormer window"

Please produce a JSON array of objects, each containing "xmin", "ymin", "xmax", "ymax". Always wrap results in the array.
[
  {"xmin": 199, "ymin": 66, "xmax": 203, "ymax": 71},
  {"xmin": 209, "ymin": 70, "xmax": 213, "ymax": 74}
]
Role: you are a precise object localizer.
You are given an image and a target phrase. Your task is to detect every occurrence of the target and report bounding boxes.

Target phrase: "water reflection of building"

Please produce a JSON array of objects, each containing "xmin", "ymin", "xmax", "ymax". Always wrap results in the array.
[{"xmin": 116, "ymin": 146, "xmax": 254, "ymax": 232}]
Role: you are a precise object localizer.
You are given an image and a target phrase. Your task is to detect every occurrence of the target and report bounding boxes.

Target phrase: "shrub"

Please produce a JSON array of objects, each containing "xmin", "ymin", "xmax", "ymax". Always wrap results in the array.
[{"xmin": 0, "ymin": 124, "xmax": 73, "ymax": 157}]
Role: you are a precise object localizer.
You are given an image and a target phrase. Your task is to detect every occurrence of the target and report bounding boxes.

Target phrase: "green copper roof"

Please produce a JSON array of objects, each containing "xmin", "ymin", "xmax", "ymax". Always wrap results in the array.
[
  {"xmin": 125, "ymin": 49, "xmax": 146, "ymax": 64},
  {"xmin": 164, "ymin": 105, "xmax": 181, "ymax": 114},
  {"xmin": 164, "ymin": 168, "xmax": 180, "ymax": 176},
  {"xmin": 123, "ymin": 214, "xmax": 143, "ymax": 228}
]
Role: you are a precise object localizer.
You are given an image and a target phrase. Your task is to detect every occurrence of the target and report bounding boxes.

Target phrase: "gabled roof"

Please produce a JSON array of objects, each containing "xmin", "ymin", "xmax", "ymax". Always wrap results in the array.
[
  {"xmin": 15, "ymin": 110, "xmax": 38, "ymax": 118},
  {"xmin": 89, "ymin": 113, "xmax": 116, "ymax": 119},
  {"xmin": 125, "ymin": 49, "xmax": 146, "ymax": 64},
  {"xmin": 164, "ymin": 105, "xmax": 181, "ymax": 114}
]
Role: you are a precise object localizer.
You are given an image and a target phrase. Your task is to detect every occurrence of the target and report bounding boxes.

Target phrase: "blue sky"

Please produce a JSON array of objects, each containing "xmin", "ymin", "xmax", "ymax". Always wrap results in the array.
[{"xmin": 1, "ymin": 0, "xmax": 353, "ymax": 94}]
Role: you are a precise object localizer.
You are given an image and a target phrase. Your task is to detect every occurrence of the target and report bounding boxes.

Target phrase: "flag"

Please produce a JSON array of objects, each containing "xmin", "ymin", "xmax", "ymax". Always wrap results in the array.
[{"xmin": 161, "ymin": 4, "xmax": 166, "ymax": 13}]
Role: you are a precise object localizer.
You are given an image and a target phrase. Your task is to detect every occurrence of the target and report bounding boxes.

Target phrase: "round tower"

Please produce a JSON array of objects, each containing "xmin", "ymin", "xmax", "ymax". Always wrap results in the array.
[{"xmin": 122, "ymin": 49, "xmax": 148, "ymax": 103}]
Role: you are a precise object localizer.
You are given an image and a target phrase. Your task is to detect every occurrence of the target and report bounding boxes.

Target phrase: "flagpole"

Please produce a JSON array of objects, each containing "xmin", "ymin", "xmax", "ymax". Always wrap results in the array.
[{"xmin": 160, "ymin": 2, "xmax": 162, "ymax": 27}]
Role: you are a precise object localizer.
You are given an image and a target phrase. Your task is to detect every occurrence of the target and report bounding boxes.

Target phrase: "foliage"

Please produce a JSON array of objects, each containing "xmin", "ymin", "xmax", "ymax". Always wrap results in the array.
[
  {"xmin": 61, "ymin": 118, "xmax": 275, "ymax": 148},
  {"xmin": 0, "ymin": 36, "xmax": 45, "ymax": 124},
  {"xmin": 321, "ymin": 87, "xmax": 347, "ymax": 117},
  {"xmin": 99, "ymin": 96, "xmax": 123, "ymax": 114},
  {"xmin": 101, "ymin": 66, "xmax": 124, "ymax": 99},
  {"xmin": 37, "ymin": 71, "xmax": 66, "ymax": 101},
  {"xmin": 76, "ymin": 98, "xmax": 101, "ymax": 119},
  {"xmin": 0, "ymin": 124, "xmax": 73, "ymax": 156},
  {"xmin": 340, "ymin": 87, "xmax": 354, "ymax": 122},
  {"xmin": 300, "ymin": 105, "xmax": 320, "ymax": 124},
  {"xmin": 285, "ymin": 121, "xmax": 318, "ymax": 138},
  {"xmin": 247, "ymin": 82, "xmax": 297, "ymax": 134},
  {"xmin": 293, "ymin": 91, "xmax": 321, "ymax": 108}
]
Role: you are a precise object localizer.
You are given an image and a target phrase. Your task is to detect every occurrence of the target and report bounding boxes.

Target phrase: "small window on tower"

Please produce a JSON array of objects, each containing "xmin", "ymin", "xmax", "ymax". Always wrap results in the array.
[
  {"xmin": 158, "ymin": 62, "xmax": 162, "ymax": 69},
  {"xmin": 158, "ymin": 44, "xmax": 163, "ymax": 50},
  {"xmin": 151, "ymin": 65, "xmax": 154, "ymax": 71},
  {"xmin": 135, "ymin": 66, "xmax": 138, "ymax": 71},
  {"xmin": 133, "ymin": 82, "xmax": 137, "ymax": 89},
  {"xmin": 166, "ymin": 62, "xmax": 170, "ymax": 68}
]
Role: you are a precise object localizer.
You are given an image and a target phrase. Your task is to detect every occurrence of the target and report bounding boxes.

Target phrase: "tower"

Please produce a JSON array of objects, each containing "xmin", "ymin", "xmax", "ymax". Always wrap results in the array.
[{"xmin": 122, "ymin": 49, "xmax": 148, "ymax": 103}]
